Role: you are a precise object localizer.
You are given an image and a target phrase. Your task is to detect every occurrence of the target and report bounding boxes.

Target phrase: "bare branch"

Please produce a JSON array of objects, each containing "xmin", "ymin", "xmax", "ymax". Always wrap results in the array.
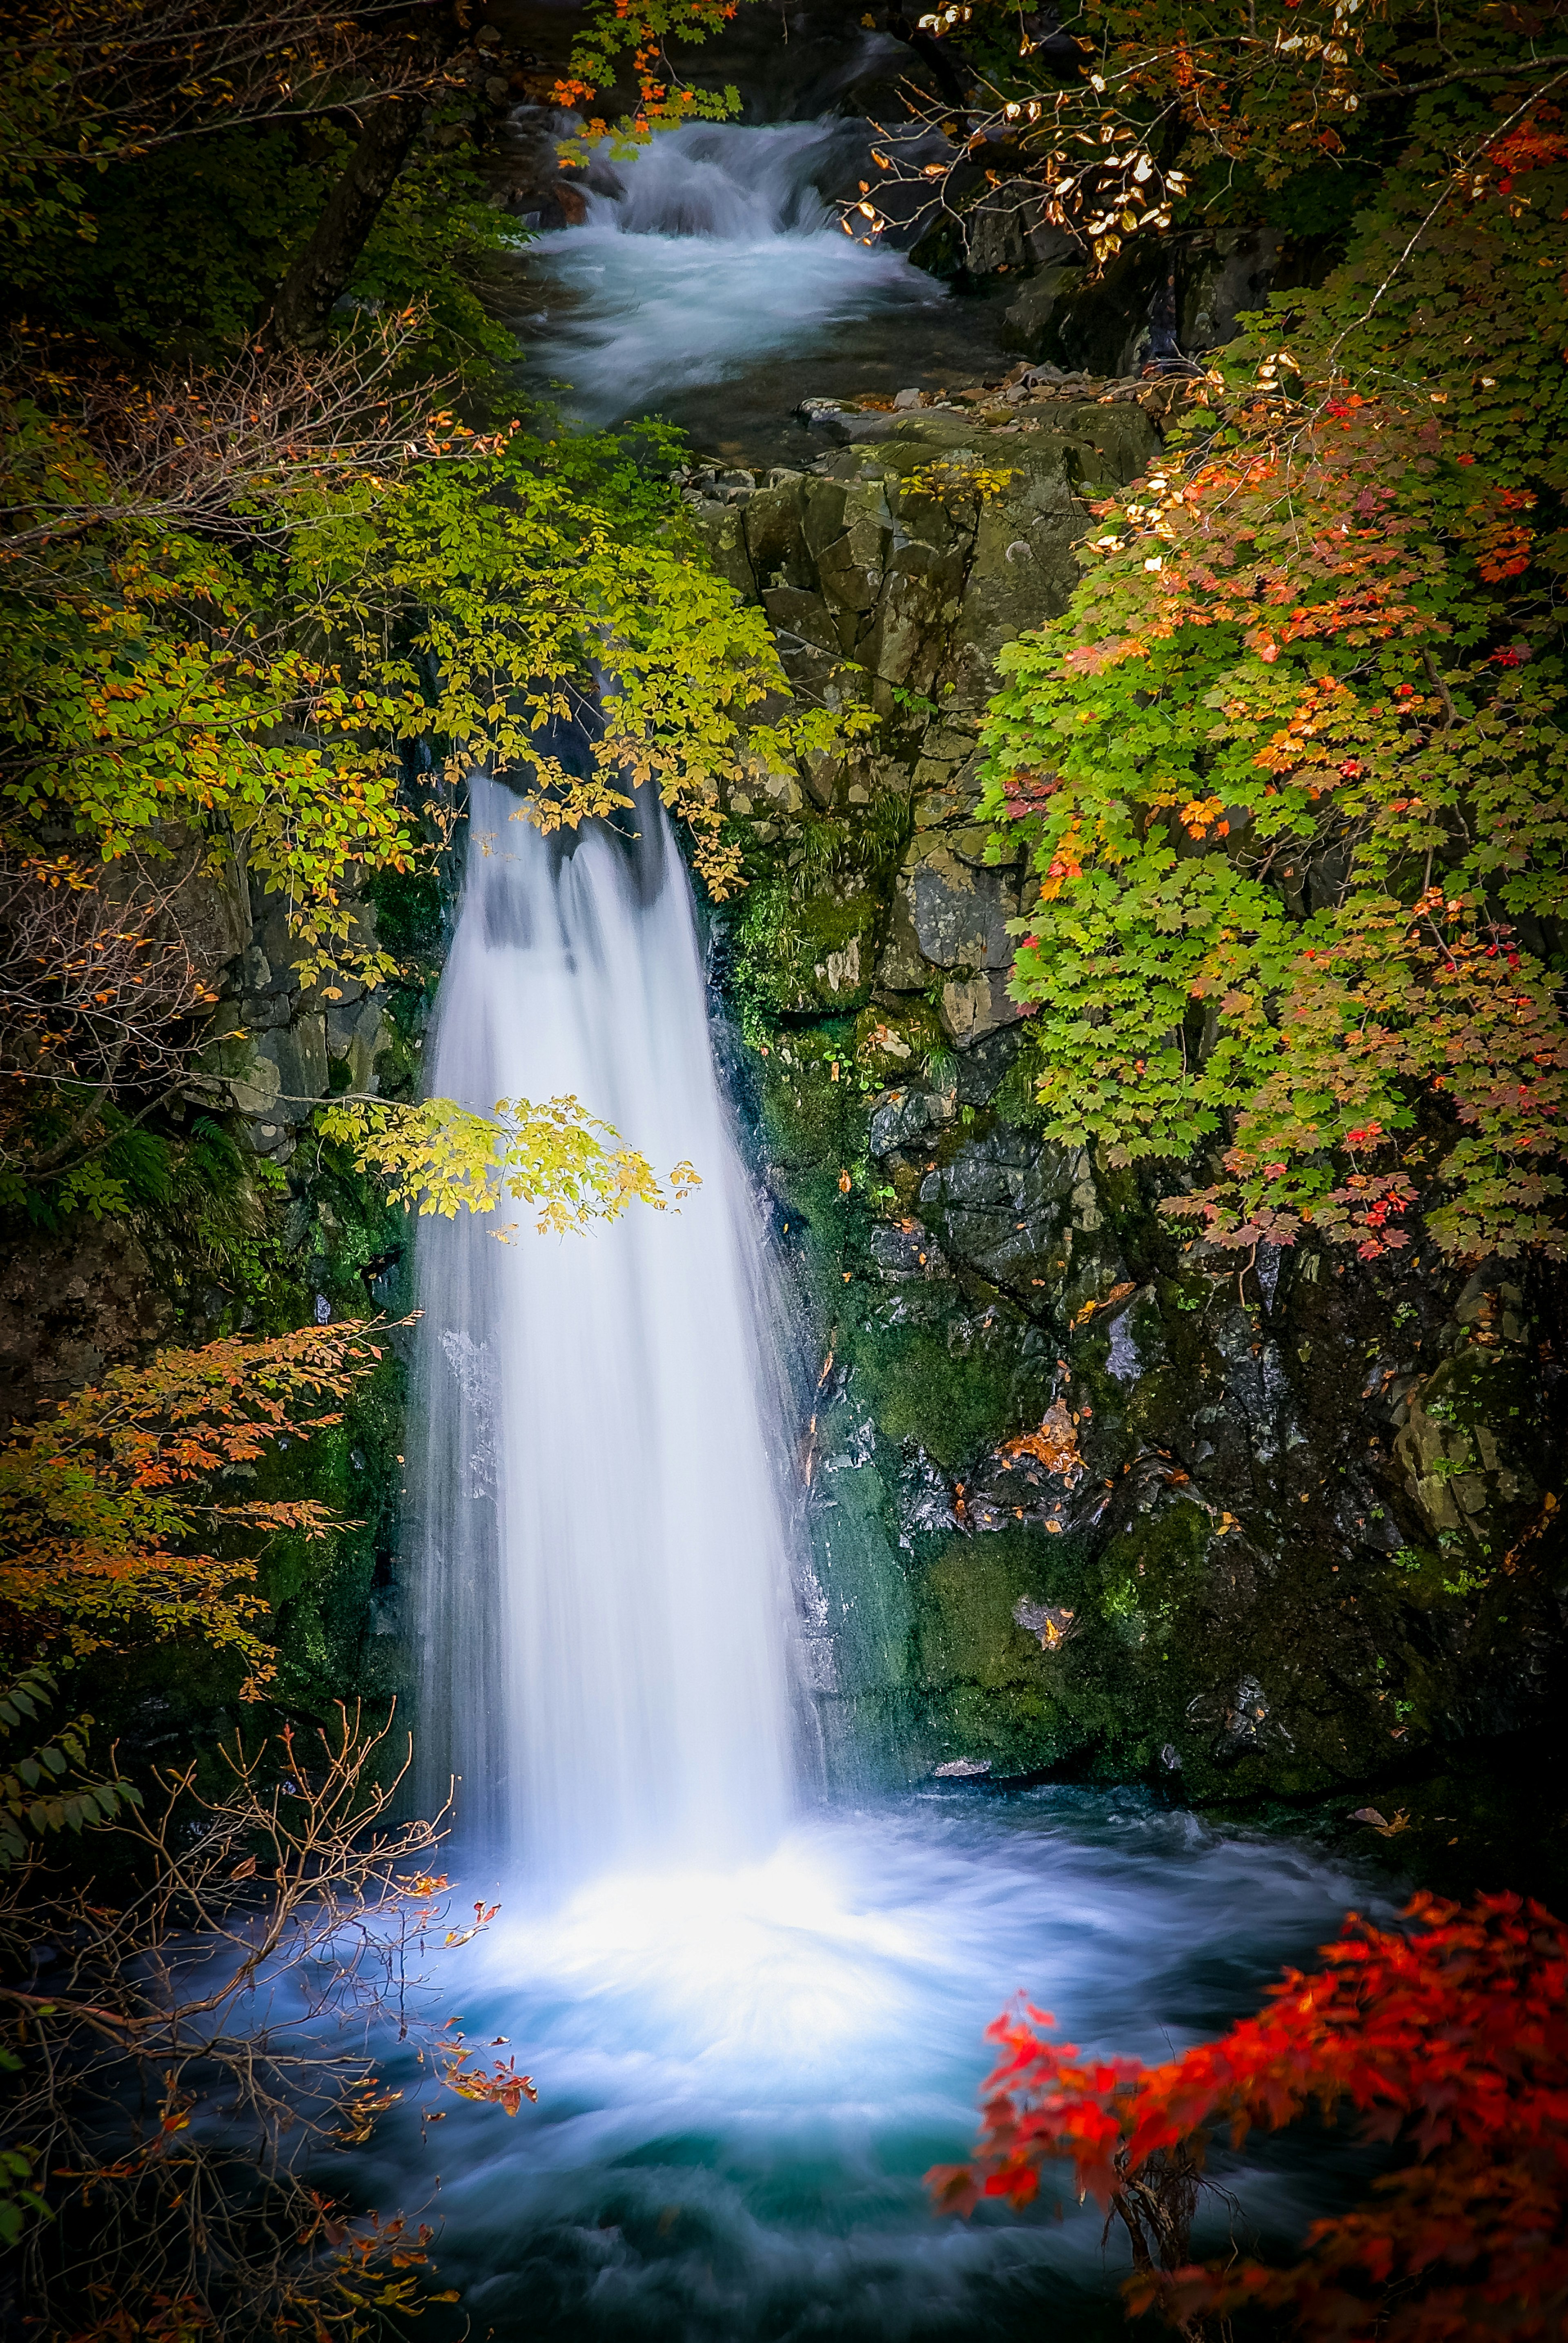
[{"xmin": 0, "ymin": 1702, "xmax": 484, "ymax": 2340}]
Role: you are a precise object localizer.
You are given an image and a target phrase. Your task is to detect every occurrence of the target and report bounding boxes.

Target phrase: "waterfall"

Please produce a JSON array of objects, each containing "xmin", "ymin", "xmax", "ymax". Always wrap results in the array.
[{"xmin": 410, "ymin": 776, "xmax": 793, "ymax": 1884}]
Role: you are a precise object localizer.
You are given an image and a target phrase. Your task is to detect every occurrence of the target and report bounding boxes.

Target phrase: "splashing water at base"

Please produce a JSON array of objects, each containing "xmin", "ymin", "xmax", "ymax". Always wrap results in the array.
[
  {"xmin": 408, "ymin": 777, "xmax": 793, "ymax": 1885},
  {"xmin": 359, "ymin": 1793, "xmax": 1385, "ymax": 2341}
]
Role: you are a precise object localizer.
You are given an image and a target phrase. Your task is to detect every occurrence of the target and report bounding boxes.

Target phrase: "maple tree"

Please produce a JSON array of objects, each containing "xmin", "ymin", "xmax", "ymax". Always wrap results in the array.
[
  {"xmin": 0, "ymin": 1319, "xmax": 390, "ymax": 1691},
  {"xmin": 552, "ymin": 1, "xmax": 750, "ymax": 144},
  {"xmin": 849, "ymin": 2, "xmax": 1568, "ymax": 1266},
  {"xmin": 932, "ymin": 1890, "xmax": 1568, "ymax": 2343}
]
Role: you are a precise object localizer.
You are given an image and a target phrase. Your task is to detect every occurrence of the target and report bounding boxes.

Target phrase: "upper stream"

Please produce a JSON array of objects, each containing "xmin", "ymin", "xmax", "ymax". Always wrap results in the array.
[
  {"xmin": 381, "ymin": 115, "xmax": 1385, "ymax": 2343},
  {"xmin": 499, "ymin": 119, "xmax": 1014, "ymax": 458}
]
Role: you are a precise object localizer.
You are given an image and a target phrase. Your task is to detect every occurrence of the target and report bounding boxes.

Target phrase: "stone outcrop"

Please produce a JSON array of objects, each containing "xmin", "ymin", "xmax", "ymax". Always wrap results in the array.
[
  {"xmin": 688, "ymin": 382, "xmax": 1160, "ymax": 1045},
  {"xmin": 196, "ymin": 889, "xmax": 404, "ymax": 1164}
]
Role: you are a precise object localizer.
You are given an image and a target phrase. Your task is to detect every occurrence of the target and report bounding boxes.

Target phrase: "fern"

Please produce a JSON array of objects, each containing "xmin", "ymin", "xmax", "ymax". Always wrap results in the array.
[{"xmin": 0, "ymin": 1661, "xmax": 141, "ymax": 1872}]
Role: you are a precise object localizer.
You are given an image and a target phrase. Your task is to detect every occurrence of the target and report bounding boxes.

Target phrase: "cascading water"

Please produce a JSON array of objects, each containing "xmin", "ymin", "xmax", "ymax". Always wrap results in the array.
[
  {"xmin": 368, "ymin": 120, "xmax": 1389, "ymax": 2343},
  {"xmin": 517, "ymin": 121, "xmax": 943, "ymax": 427},
  {"xmin": 505, "ymin": 118, "xmax": 991, "ymax": 441},
  {"xmin": 383, "ymin": 779, "xmax": 1385, "ymax": 2343},
  {"xmin": 410, "ymin": 775, "xmax": 793, "ymax": 1883}
]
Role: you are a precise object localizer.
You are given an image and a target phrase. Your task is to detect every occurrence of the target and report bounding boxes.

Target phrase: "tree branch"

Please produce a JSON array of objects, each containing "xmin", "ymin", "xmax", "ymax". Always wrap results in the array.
[{"xmin": 266, "ymin": 93, "xmax": 428, "ymax": 350}]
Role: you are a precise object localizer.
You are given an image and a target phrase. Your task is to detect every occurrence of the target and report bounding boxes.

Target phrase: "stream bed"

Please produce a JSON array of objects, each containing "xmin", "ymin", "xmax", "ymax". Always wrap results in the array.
[{"xmin": 494, "ymin": 118, "xmax": 1015, "ymax": 460}]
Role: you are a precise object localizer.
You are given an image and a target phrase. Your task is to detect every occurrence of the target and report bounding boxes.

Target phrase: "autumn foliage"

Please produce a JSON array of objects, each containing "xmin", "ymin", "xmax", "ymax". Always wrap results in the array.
[
  {"xmin": 552, "ymin": 0, "xmax": 746, "ymax": 141},
  {"xmin": 931, "ymin": 1893, "xmax": 1568, "ymax": 2342},
  {"xmin": 847, "ymin": 3, "xmax": 1568, "ymax": 1267},
  {"xmin": 0, "ymin": 1320, "xmax": 388, "ymax": 1690}
]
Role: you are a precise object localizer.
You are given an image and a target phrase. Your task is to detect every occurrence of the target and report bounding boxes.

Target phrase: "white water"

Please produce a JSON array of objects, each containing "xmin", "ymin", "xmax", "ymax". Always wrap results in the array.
[
  {"xmin": 361, "ymin": 1795, "xmax": 1382, "ymax": 2340},
  {"xmin": 521, "ymin": 120, "xmax": 948, "ymax": 424},
  {"xmin": 410, "ymin": 776, "xmax": 793, "ymax": 1883}
]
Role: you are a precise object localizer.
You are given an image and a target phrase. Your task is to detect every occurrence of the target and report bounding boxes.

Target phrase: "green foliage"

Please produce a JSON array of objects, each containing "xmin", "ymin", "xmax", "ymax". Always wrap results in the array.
[
  {"xmin": 154, "ymin": 1119, "xmax": 299, "ymax": 1331},
  {"xmin": 554, "ymin": 1, "xmax": 751, "ymax": 144},
  {"xmin": 0, "ymin": 2140, "xmax": 48, "ymax": 2251},
  {"xmin": 13, "ymin": 129, "xmax": 325, "ymax": 352},
  {"xmin": 0, "ymin": 1659, "xmax": 139, "ymax": 1870},
  {"xmin": 0, "ymin": 1110, "xmax": 177, "ymax": 1231},
  {"xmin": 3, "ymin": 391, "xmax": 844, "ymax": 953},
  {"xmin": 980, "ymin": 85, "xmax": 1568, "ymax": 1262},
  {"xmin": 333, "ymin": 135, "xmax": 524, "ymax": 387},
  {"xmin": 793, "ymin": 789, "xmax": 914, "ymax": 896},
  {"xmin": 18, "ymin": 125, "xmax": 520, "ymax": 380}
]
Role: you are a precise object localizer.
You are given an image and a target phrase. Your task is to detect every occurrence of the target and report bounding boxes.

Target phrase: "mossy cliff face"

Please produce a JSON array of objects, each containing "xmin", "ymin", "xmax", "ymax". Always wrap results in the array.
[{"xmin": 696, "ymin": 385, "xmax": 1566, "ymax": 1814}]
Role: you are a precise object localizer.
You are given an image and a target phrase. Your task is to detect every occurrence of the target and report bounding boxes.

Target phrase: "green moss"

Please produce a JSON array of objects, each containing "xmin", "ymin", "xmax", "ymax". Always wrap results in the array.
[
  {"xmin": 852, "ymin": 1000, "xmax": 944, "ymax": 1082},
  {"xmin": 730, "ymin": 874, "xmax": 881, "ymax": 1029},
  {"xmin": 918, "ymin": 1530, "xmax": 1053, "ymax": 1688},
  {"xmin": 848, "ymin": 1319, "xmax": 1020, "ymax": 1470},
  {"xmin": 366, "ymin": 860, "xmax": 447, "ymax": 965},
  {"xmin": 912, "ymin": 1531, "xmax": 1092, "ymax": 1775},
  {"xmin": 810, "ymin": 1449, "xmax": 913, "ymax": 1698},
  {"xmin": 1087, "ymin": 1500, "xmax": 1213, "ymax": 1644}
]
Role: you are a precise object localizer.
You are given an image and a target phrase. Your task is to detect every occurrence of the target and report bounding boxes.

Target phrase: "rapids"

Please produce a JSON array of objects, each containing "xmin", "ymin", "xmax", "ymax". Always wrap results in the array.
[{"xmin": 501, "ymin": 119, "xmax": 1011, "ymax": 451}]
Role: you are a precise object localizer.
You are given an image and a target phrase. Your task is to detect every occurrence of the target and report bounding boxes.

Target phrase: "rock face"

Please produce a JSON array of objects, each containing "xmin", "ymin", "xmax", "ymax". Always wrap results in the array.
[
  {"xmin": 696, "ymin": 382, "xmax": 1566, "ymax": 1812},
  {"xmin": 0, "ymin": 1220, "xmax": 172, "ymax": 1428},
  {"xmin": 197, "ymin": 890, "xmax": 405, "ymax": 1168},
  {"xmin": 690, "ymin": 386, "xmax": 1159, "ymax": 1039}
]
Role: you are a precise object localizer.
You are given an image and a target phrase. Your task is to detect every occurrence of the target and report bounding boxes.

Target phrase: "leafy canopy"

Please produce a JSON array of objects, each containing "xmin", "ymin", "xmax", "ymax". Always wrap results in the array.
[{"xmin": 0, "ymin": 1658, "xmax": 141, "ymax": 1871}]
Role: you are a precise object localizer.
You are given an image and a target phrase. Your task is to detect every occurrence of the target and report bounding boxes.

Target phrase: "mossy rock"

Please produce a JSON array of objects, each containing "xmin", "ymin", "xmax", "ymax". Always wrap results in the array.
[
  {"xmin": 732, "ymin": 874, "xmax": 882, "ymax": 1020},
  {"xmin": 853, "ymin": 999, "xmax": 944, "ymax": 1081},
  {"xmin": 914, "ymin": 1528, "xmax": 1085, "ymax": 1775},
  {"xmin": 848, "ymin": 1315, "xmax": 1029, "ymax": 1471}
]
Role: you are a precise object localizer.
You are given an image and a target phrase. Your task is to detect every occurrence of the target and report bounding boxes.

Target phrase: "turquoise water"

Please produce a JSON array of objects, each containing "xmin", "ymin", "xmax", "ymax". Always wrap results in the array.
[{"xmin": 354, "ymin": 1790, "xmax": 1385, "ymax": 2341}]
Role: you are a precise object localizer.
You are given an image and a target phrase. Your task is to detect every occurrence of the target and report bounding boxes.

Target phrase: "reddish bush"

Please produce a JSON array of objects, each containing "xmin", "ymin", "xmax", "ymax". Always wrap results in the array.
[{"xmin": 930, "ymin": 1893, "xmax": 1568, "ymax": 2340}]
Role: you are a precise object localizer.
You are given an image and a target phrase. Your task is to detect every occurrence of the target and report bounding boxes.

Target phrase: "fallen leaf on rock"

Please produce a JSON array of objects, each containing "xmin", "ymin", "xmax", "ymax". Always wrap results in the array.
[
  {"xmin": 1014, "ymin": 1597, "xmax": 1078, "ymax": 1650},
  {"xmin": 1071, "ymin": 1280, "xmax": 1137, "ymax": 1326},
  {"xmin": 998, "ymin": 1400, "xmax": 1082, "ymax": 1480}
]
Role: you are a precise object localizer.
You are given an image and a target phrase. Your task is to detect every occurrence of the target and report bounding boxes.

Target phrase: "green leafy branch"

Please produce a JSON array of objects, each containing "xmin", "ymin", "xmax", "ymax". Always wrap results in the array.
[
  {"xmin": 0, "ymin": 1661, "xmax": 142, "ymax": 1873},
  {"xmin": 317, "ymin": 1094, "xmax": 700, "ymax": 1237}
]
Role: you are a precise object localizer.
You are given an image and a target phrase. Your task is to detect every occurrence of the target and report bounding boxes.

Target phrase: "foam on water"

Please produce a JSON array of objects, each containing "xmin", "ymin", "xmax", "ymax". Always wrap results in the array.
[{"xmin": 358, "ymin": 1795, "xmax": 1383, "ymax": 2340}]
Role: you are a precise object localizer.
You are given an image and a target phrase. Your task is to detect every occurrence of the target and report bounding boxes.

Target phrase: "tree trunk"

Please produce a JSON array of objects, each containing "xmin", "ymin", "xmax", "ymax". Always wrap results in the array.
[{"xmin": 266, "ymin": 94, "xmax": 426, "ymax": 350}]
